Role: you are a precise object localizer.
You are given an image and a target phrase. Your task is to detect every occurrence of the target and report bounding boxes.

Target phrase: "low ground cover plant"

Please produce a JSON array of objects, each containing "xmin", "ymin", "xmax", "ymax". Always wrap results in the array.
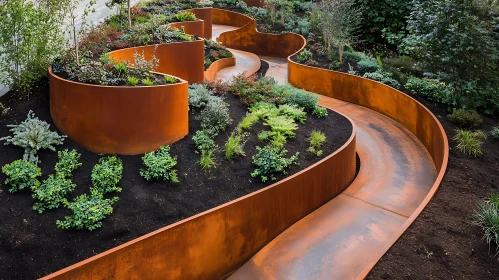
[
  {"xmin": 140, "ymin": 146, "xmax": 179, "ymax": 183},
  {"xmin": 172, "ymin": 11, "xmax": 197, "ymax": 22},
  {"xmin": 313, "ymin": 106, "xmax": 328, "ymax": 118},
  {"xmin": 453, "ymin": 129, "xmax": 487, "ymax": 157},
  {"xmin": 491, "ymin": 127, "xmax": 499, "ymax": 140},
  {"xmin": 204, "ymin": 39, "xmax": 233, "ymax": 69},
  {"xmin": 447, "ymin": 109, "xmax": 483, "ymax": 128},
  {"xmin": 1, "ymin": 111, "xmax": 66, "ymax": 163},
  {"xmin": 307, "ymin": 130, "xmax": 326, "ymax": 156},
  {"xmin": 473, "ymin": 192, "xmax": 499, "ymax": 256},
  {"xmin": 225, "ymin": 131, "xmax": 248, "ymax": 160},
  {"xmin": 251, "ymin": 145, "xmax": 299, "ymax": 182},
  {"xmin": 2, "ymin": 160, "xmax": 41, "ymax": 193},
  {"xmin": 91, "ymin": 156, "xmax": 123, "ymax": 194},
  {"xmin": 196, "ymin": 95, "xmax": 233, "ymax": 132}
]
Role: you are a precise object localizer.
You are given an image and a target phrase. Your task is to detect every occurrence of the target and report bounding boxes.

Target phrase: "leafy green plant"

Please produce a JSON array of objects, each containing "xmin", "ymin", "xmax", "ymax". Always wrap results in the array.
[
  {"xmin": 250, "ymin": 102, "xmax": 279, "ymax": 120},
  {"xmin": 127, "ymin": 76, "xmax": 139, "ymax": 86},
  {"xmin": 404, "ymin": 76, "xmax": 453, "ymax": 104},
  {"xmin": 265, "ymin": 115, "xmax": 298, "ymax": 138},
  {"xmin": 140, "ymin": 146, "xmax": 179, "ymax": 183},
  {"xmin": 173, "ymin": 11, "xmax": 197, "ymax": 22},
  {"xmin": 188, "ymin": 84, "xmax": 213, "ymax": 110},
  {"xmin": 472, "ymin": 192, "xmax": 499, "ymax": 256},
  {"xmin": 357, "ymin": 58, "xmax": 380, "ymax": 74},
  {"xmin": 296, "ymin": 49, "xmax": 313, "ymax": 63},
  {"xmin": 114, "ymin": 62, "xmax": 128, "ymax": 76},
  {"xmin": 143, "ymin": 78, "xmax": 154, "ymax": 86},
  {"xmin": 238, "ymin": 112, "xmax": 259, "ymax": 132},
  {"xmin": 343, "ymin": 51, "xmax": 367, "ymax": 63},
  {"xmin": 54, "ymin": 149, "xmax": 82, "ymax": 179},
  {"xmin": 307, "ymin": 130, "xmax": 326, "ymax": 156},
  {"xmin": 32, "ymin": 175, "xmax": 77, "ymax": 213},
  {"xmin": 270, "ymin": 131, "xmax": 287, "ymax": 148},
  {"xmin": 91, "ymin": 156, "xmax": 123, "ymax": 194},
  {"xmin": 196, "ymin": 96, "xmax": 233, "ymax": 132},
  {"xmin": 363, "ymin": 71, "xmax": 401, "ymax": 89},
  {"xmin": 56, "ymin": 191, "xmax": 119, "ymax": 231},
  {"xmin": 164, "ymin": 76, "xmax": 176, "ymax": 84},
  {"xmin": 199, "ymin": 150, "xmax": 216, "ymax": 172},
  {"xmin": 313, "ymin": 106, "xmax": 328, "ymax": 118},
  {"xmin": 225, "ymin": 132, "xmax": 247, "ymax": 160},
  {"xmin": 251, "ymin": 146, "xmax": 299, "ymax": 182},
  {"xmin": 277, "ymin": 84, "xmax": 319, "ymax": 111},
  {"xmin": 453, "ymin": 129, "xmax": 487, "ymax": 157},
  {"xmin": 447, "ymin": 109, "xmax": 483, "ymax": 128},
  {"xmin": 1, "ymin": 111, "xmax": 66, "ymax": 163},
  {"xmin": 258, "ymin": 131, "xmax": 270, "ymax": 141},
  {"xmin": 490, "ymin": 127, "xmax": 499, "ymax": 140},
  {"xmin": 192, "ymin": 129, "xmax": 218, "ymax": 153},
  {"xmin": 2, "ymin": 160, "xmax": 41, "ymax": 193},
  {"xmin": 278, "ymin": 104, "xmax": 306, "ymax": 124}
]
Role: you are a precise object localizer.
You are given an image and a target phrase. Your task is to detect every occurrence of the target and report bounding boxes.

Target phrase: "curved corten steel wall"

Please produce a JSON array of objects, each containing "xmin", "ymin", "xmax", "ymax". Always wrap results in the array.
[
  {"xmin": 42, "ymin": 117, "xmax": 356, "ymax": 280},
  {"xmin": 186, "ymin": 8, "xmax": 213, "ymax": 39},
  {"xmin": 108, "ymin": 40, "xmax": 204, "ymax": 84},
  {"xmin": 215, "ymin": 9, "xmax": 305, "ymax": 57},
  {"xmin": 212, "ymin": 8, "xmax": 253, "ymax": 27},
  {"xmin": 204, "ymin": 56, "xmax": 236, "ymax": 81},
  {"xmin": 49, "ymin": 68, "xmax": 188, "ymax": 155},
  {"xmin": 168, "ymin": 20, "xmax": 205, "ymax": 38}
]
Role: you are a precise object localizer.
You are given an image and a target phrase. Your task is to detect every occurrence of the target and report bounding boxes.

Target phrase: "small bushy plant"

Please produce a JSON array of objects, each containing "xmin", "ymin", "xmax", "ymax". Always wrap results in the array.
[
  {"xmin": 91, "ymin": 156, "xmax": 123, "ymax": 194},
  {"xmin": 225, "ymin": 132, "xmax": 247, "ymax": 160},
  {"xmin": 472, "ymin": 192, "xmax": 499, "ymax": 255},
  {"xmin": 313, "ymin": 106, "xmax": 328, "ymax": 118},
  {"xmin": 143, "ymin": 78, "xmax": 154, "ymax": 86},
  {"xmin": 199, "ymin": 150, "xmax": 216, "ymax": 172},
  {"xmin": 270, "ymin": 131, "xmax": 287, "ymax": 148},
  {"xmin": 491, "ymin": 127, "xmax": 499, "ymax": 140},
  {"xmin": 453, "ymin": 129, "xmax": 487, "ymax": 157},
  {"xmin": 197, "ymin": 96, "xmax": 232, "ymax": 132},
  {"xmin": 250, "ymin": 102, "xmax": 278, "ymax": 120},
  {"xmin": 1, "ymin": 110, "xmax": 66, "ymax": 163},
  {"xmin": 193, "ymin": 129, "xmax": 217, "ymax": 153},
  {"xmin": 2, "ymin": 160, "xmax": 41, "ymax": 193},
  {"xmin": 278, "ymin": 104, "xmax": 306, "ymax": 124},
  {"xmin": 363, "ymin": 71, "xmax": 401, "ymax": 89},
  {"xmin": 265, "ymin": 115, "xmax": 298, "ymax": 138},
  {"xmin": 404, "ymin": 76, "xmax": 453, "ymax": 105},
  {"xmin": 251, "ymin": 146, "xmax": 299, "ymax": 182},
  {"xmin": 188, "ymin": 84, "xmax": 213, "ymax": 110},
  {"xmin": 127, "ymin": 76, "xmax": 139, "ymax": 86},
  {"xmin": 164, "ymin": 76, "xmax": 176, "ymax": 84},
  {"xmin": 276, "ymin": 84, "xmax": 318, "ymax": 111},
  {"xmin": 140, "ymin": 146, "xmax": 179, "ymax": 183},
  {"xmin": 357, "ymin": 58, "xmax": 380, "ymax": 74},
  {"xmin": 238, "ymin": 113, "xmax": 259, "ymax": 132},
  {"xmin": 54, "ymin": 150, "xmax": 82, "ymax": 179},
  {"xmin": 343, "ymin": 51, "xmax": 367, "ymax": 62},
  {"xmin": 173, "ymin": 11, "xmax": 197, "ymax": 22},
  {"xmin": 32, "ymin": 175, "xmax": 77, "ymax": 213},
  {"xmin": 296, "ymin": 49, "xmax": 313, "ymax": 63},
  {"xmin": 258, "ymin": 131, "xmax": 270, "ymax": 141},
  {"xmin": 307, "ymin": 130, "xmax": 326, "ymax": 156},
  {"xmin": 447, "ymin": 109, "xmax": 483, "ymax": 128},
  {"xmin": 56, "ymin": 191, "xmax": 119, "ymax": 231}
]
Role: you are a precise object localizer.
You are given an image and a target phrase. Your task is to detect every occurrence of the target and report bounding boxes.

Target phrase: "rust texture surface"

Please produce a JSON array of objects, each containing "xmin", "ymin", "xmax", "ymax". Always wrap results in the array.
[
  {"xmin": 168, "ymin": 20, "xmax": 205, "ymax": 38},
  {"xmin": 108, "ymin": 40, "xmax": 205, "ymax": 84},
  {"xmin": 41, "ymin": 125, "xmax": 357, "ymax": 279},
  {"xmin": 186, "ymin": 8, "xmax": 213, "ymax": 39},
  {"xmin": 204, "ymin": 56, "xmax": 236, "ymax": 81},
  {"xmin": 49, "ymin": 68, "xmax": 188, "ymax": 155},
  {"xmin": 212, "ymin": 8, "xmax": 253, "ymax": 27}
]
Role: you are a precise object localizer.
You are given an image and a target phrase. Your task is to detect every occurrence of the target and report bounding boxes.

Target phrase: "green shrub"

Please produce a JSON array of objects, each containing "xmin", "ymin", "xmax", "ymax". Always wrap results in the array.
[
  {"xmin": 143, "ymin": 78, "xmax": 154, "ymax": 86},
  {"xmin": 278, "ymin": 104, "xmax": 306, "ymax": 124},
  {"xmin": 490, "ymin": 127, "xmax": 499, "ymax": 140},
  {"xmin": 91, "ymin": 156, "xmax": 123, "ymax": 194},
  {"xmin": 447, "ymin": 109, "xmax": 483, "ymax": 128},
  {"xmin": 32, "ymin": 175, "xmax": 76, "ymax": 213},
  {"xmin": 188, "ymin": 84, "xmax": 213, "ymax": 110},
  {"xmin": 2, "ymin": 160, "xmax": 41, "ymax": 193},
  {"xmin": 164, "ymin": 76, "xmax": 176, "ymax": 84},
  {"xmin": 140, "ymin": 146, "xmax": 179, "ymax": 183},
  {"xmin": 258, "ymin": 131, "xmax": 270, "ymax": 141},
  {"xmin": 1, "ymin": 110, "xmax": 66, "ymax": 163},
  {"xmin": 127, "ymin": 76, "xmax": 139, "ymax": 86},
  {"xmin": 114, "ymin": 62, "xmax": 128, "ymax": 76},
  {"xmin": 192, "ymin": 129, "xmax": 217, "ymax": 153},
  {"xmin": 296, "ymin": 49, "xmax": 313, "ymax": 63},
  {"xmin": 238, "ymin": 113, "xmax": 259, "ymax": 132},
  {"xmin": 343, "ymin": 51, "xmax": 366, "ymax": 62},
  {"xmin": 313, "ymin": 106, "xmax": 328, "ymax": 118},
  {"xmin": 277, "ymin": 84, "xmax": 318, "ymax": 111},
  {"xmin": 228, "ymin": 74, "xmax": 284, "ymax": 105},
  {"xmin": 173, "ymin": 11, "xmax": 197, "ymax": 22},
  {"xmin": 250, "ymin": 102, "xmax": 278, "ymax": 120},
  {"xmin": 472, "ymin": 192, "xmax": 499, "ymax": 255},
  {"xmin": 363, "ymin": 71, "xmax": 401, "ymax": 89},
  {"xmin": 404, "ymin": 76, "xmax": 453, "ymax": 105},
  {"xmin": 265, "ymin": 115, "xmax": 298, "ymax": 138},
  {"xmin": 357, "ymin": 58, "xmax": 380, "ymax": 74},
  {"xmin": 196, "ymin": 96, "xmax": 232, "ymax": 132},
  {"xmin": 251, "ymin": 146, "xmax": 299, "ymax": 182},
  {"xmin": 453, "ymin": 129, "xmax": 487, "ymax": 157},
  {"xmin": 307, "ymin": 130, "xmax": 326, "ymax": 156},
  {"xmin": 56, "ymin": 191, "xmax": 119, "ymax": 231},
  {"xmin": 270, "ymin": 131, "xmax": 287, "ymax": 148},
  {"xmin": 54, "ymin": 149, "xmax": 82, "ymax": 179},
  {"xmin": 225, "ymin": 132, "xmax": 247, "ymax": 160},
  {"xmin": 383, "ymin": 56, "xmax": 414, "ymax": 74}
]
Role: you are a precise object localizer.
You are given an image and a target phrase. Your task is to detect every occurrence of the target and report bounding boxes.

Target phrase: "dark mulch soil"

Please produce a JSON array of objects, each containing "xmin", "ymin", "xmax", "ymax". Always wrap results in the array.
[
  {"xmin": 0, "ymin": 83, "xmax": 352, "ymax": 279},
  {"xmin": 367, "ymin": 94, "xmax": 499, "ymax": 279}
]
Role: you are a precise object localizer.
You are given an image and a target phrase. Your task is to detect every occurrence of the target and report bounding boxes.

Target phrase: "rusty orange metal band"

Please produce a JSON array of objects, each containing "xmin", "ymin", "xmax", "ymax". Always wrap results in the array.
[
  {"xmin": 169, "ymin": 20, "xmax": 205, "ymax": 38},
  {"xmin": 186, "ymin": 8, "xmax": 213, "ymax": 39},
  {"xmin": 204, "ymin": 56, "xmax": 236, "ymax": 81},
  {"xmin": 49, "ymin": 68, "xmax": 188, "ymax": 155}
]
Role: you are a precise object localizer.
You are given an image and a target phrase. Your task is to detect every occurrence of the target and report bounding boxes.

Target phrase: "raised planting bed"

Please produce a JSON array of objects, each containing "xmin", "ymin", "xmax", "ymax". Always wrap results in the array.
[{"xmin": 0, "ymin": 80, "xmax": 355, "ymax": 279}]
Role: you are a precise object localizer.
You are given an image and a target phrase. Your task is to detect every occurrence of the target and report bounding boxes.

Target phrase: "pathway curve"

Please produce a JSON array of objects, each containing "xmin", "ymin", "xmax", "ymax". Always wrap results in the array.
[{"xmin": 211, "ymin": 24, "xmax": 438, "ymax": 279}]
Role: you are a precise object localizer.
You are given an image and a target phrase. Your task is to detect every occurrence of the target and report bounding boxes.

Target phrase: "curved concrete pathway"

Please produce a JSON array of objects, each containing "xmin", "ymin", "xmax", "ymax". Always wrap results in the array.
[{"xmin": 212, "ymin": 24, "xmax": 438, "ymax": 279}]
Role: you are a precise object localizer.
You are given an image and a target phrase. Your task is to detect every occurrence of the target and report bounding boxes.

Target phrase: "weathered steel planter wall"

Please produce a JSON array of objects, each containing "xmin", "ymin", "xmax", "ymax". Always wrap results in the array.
[
  {"xmin": 204, "ymin": 56, "xmax": 236, "ymax": 81},
  {"xmin": 169, "ymin": 20, "xmax": 205, "ymax": 38},
  {"xmin": 186, "ymin": 8, "xmax": 213, "ymax": 39},
  {"xmin": 108, "ymin": 40, "xmax": 205, "ymax": 84},
  {"xmin": 41, "ymin": 118, "xmax": 356, "ymax": 280},
  {"xmin": 49, "ymin": 68, "xmax": 188, "ymax": 155}
]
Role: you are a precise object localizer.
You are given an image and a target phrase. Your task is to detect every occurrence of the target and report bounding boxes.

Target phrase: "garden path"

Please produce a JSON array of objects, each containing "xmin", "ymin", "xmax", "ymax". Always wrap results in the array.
[{"xmin": 211, "ymin": 23, "xmax": 438, "ymax": 279}]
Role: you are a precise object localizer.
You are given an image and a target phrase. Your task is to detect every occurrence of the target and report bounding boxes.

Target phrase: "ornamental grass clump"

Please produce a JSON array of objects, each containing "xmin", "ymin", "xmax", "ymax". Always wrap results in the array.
[
  {"xmin": 251, "ymin": 146, "xmax": 299, "ymax": 182},
  {"xmin": 2, "ymin": 159, "xmax": 41, "ymax": 193},
  {"xmin": 472, "ymin": 192, "xmax": 499, "ymax": 256},
  {"xmin": 140, "ymin": 146, "xmax": 179, "ymax": 183},
  {"xmin": 225, "ymin": 132, "xmax": 248, "ymax": 160},
  {"xmin": 307, "ymin": 130, "xmax": 326, "ymax": 156},
  {"xmin": 91, "ymin": 156, "xmax": 123, "ymax": 194},
  {"xmin": 1, "ymin": 110, "xmax": 66, "ymax": 163},
  {"xmin": 56, "ymin": 190, "xmax": 119, "ymax": 231},
  {"xmin": 453, "ymin": 129, "xmax": 487, "ymax": 157}
]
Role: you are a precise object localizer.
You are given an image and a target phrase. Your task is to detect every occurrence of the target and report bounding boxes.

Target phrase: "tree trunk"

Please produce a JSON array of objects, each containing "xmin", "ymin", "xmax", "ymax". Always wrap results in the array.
[{"xmin": 128, "ymin": 0, "xmax": 131, "ymax": 29}]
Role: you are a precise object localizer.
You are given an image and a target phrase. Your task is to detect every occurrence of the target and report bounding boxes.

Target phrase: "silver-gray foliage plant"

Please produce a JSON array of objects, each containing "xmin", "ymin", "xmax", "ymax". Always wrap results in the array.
[{"xmin": 1, "ymin": 110, "xmax": 66, "ymax": 163}]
